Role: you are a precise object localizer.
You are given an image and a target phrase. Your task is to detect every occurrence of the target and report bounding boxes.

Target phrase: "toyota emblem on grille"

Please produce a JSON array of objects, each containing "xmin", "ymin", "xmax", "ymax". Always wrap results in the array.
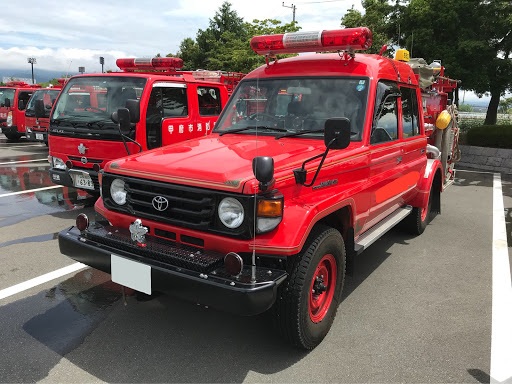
[{"xmin": 152, "ymin": 196, "xmax": 169, "ymax": 211}]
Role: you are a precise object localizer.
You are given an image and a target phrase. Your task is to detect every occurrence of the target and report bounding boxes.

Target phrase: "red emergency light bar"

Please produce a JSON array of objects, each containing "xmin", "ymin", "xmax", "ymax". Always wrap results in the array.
[
  {"xmin": 116, "ymin": 57, "xmax": 184, "ymax": 71},
  {"xmin": 250, "ymin": 27, "xmax": 372, "ymax": 55},
  {"xmin": 5, "ymin": 81, "xmax": 30, "ymax": 87}
]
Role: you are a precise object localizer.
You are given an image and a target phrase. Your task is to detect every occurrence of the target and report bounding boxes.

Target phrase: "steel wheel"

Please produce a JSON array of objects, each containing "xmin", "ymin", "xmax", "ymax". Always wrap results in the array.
[{"xmin": 309, "ymin": 253, "xmax": 337, "ymax": 323}]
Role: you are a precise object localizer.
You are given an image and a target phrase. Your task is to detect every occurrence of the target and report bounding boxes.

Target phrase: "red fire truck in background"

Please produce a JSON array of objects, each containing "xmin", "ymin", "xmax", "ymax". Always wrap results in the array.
[
  {"xmin": 0, "ymin": 81, "xmax": 41, "ymax": 141},
  {"xmin": 25, "ymin": 81, "xmax": 65, "ymax": 145},
  {"xmin": 48, "ymin": 57, "xmax": 244, "ymax": 193},
  {"xmin": 59, "ymin": 28, "xmax": 461, "ymax": 349}
]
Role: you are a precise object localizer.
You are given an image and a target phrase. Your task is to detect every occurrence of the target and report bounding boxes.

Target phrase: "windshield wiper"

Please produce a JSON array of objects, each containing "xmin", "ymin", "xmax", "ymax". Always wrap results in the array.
[
  {"xmin": 275, "ymin": 128, "xmax": 325, "ymax": 139},
  {"xmin": 218, "ymin": 126, "xmax": 288, "ymax": 136}
]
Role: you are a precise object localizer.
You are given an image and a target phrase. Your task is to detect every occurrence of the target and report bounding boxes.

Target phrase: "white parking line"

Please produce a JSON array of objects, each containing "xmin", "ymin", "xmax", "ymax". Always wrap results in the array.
[
  {"xmin": 455, "ymin": 168, "xmax": 497, "ymax": 175},
  {"xmin": 0, "ymin": 143, "xmax": 43, "ymax": 147},
  {"xmin": 0, "ymin": 263, "xmax": 86, "ymax": 300},
  {"xmin": 0, "ymin": 158, "xmax": 48, "ymax": 165},
  {"xmin": 0, "ymin": 185, "xmax": 61, "ymax": 198},
  {"xmin": 490, "ymin": 173, "xmax": 512, "ymax": 383}
]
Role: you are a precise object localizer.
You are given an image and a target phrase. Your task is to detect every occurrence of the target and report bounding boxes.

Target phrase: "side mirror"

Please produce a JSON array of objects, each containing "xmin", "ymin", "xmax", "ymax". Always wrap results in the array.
[
  {"xmin": 252, "ymin": 156, "xmax": 275, "ymax": 192},
  {"xmin": 324, "ymin": 118, "xmax": 351, "ymax": 150},
  {"xmin": 112, "ymin": 108, "xmax": 131, "ymax": 135},
  {"xmin": 4, "ymin": 98, "xmax": 11, "ymax": 108},
  {"xmin": 35, "ymin": 99, "xmax": 46, "ymax": 118},
  {"xmin": 18, "ymin": 100, "xmax": 25, "ymax": 110},
  {"xmin": 125, "ymin": 99, "xmax": 140, "ymax": 123}
]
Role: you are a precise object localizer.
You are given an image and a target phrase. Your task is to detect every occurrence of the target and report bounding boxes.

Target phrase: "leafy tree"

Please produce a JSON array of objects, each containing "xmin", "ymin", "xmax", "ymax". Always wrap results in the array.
[
  {"xmin": 499, "ymin": 97, "xmax": 512, "ymax": 114},
  {"xmin": 394, "ymin": 0, "xmax": 512, "ymax": 125},
  {"xmin": 341, "ymin": 1, "xmax": 398, "ymax": 56},
  {"xmin": 38, "ymin": 78, "xmax": 63, "ymax": 88}
]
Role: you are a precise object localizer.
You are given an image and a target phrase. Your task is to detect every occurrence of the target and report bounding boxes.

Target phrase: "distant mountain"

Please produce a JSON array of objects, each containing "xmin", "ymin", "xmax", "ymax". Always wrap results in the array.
[{"xmin": 0, "ymin": 68, "xmax": 80, "ymax": 83}]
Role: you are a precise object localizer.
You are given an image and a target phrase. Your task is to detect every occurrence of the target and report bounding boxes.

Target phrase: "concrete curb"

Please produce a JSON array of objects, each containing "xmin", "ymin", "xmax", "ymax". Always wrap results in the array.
[{"xmin": 458, "ymin": 145, "xmax": 512, "ymax": 174}]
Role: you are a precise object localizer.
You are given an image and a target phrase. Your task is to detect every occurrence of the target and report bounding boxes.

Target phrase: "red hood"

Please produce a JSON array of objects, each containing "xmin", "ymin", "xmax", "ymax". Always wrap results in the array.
[{"xmin": 105, "ymin": 134, "xmax": 353, "ymax": 193}]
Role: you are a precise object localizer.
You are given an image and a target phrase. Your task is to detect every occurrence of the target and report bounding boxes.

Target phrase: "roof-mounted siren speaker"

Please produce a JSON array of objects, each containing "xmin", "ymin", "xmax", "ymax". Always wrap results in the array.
[
  {"xmin": 116, "ymin": 57, "xmax": 184, "ymax": 71},
  {"xmin": 250, "ymin": 27, "xmax": 372, "ymax": 55}
]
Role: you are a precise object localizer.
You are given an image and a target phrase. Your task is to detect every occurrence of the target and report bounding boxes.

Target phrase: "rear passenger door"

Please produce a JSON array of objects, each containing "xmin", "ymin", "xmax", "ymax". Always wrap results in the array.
[{"xmin": 146, "ymin": 82, "xmax": 191, "ymax": 149}]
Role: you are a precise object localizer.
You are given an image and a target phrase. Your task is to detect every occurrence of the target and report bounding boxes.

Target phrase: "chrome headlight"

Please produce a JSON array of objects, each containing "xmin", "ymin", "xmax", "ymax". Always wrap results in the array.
[
  {"xmin": 26, "ymin": 127, "xmax": 32, "ymax": 133},
  {"xmin": 52, "ymin": 156, "xmax": 66, "ymax": 170},
  {"xmin": 110, "ymin": 178, "xmax": 127, "ymax": 205},
  {"xmin": 6, "ymin": 112, "xmax": 12, "ymax": 127},
  {"xmin": 218, "ymin": 197, "xmax": 244, "ymax": 229}
]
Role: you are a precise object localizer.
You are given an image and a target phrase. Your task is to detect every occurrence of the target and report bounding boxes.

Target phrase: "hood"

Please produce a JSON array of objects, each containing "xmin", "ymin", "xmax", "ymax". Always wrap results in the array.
[{"xmin": 105, "ymin": 134, "xmax": 350, "ymax": 193}]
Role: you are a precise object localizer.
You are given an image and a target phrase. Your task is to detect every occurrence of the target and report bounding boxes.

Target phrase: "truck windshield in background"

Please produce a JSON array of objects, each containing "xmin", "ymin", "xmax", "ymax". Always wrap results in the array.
[
  {"xmin": 214, "ymin": 77, "xmax": 369, "ymax": 141},
  {"xmin": 0, "ymin": 88, "xmax": 16, "ymax": 107},
  {"xmin": 25, "ymin": 89, "xmax": 61, "ymax": 118},
  {"xmin": 51, "ymin": 76, "xmax": 147, "ymax": 134}
]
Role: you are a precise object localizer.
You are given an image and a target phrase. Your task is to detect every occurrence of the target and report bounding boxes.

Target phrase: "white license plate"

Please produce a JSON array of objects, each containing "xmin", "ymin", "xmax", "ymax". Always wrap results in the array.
[
  {"xmin": 71, "ymin": 171, "xmax": 94, "ymax": 190},
  {"xmin": 111, "ymin": 254, "xmax": 151, "ymax": 294},
  {"xmin": 35, "ymin": 133, "xmax": 44, "ymax": 140}
]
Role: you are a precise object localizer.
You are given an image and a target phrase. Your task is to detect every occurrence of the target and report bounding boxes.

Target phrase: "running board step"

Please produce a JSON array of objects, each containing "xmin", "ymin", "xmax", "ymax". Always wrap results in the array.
[{"xmin": 354, "ymin": 206, "xmax": 412, "ymax": 255}]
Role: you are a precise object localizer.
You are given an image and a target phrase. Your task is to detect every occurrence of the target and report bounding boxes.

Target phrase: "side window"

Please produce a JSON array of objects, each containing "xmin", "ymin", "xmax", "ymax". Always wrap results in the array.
[
  {"xmin": 401, "ymin": 87, "xmax": 420, "ymax": 138},
  {"xmin": 146, "ymin": 88, "xmax": 163, "ymax": 150},
  {"xmin": 19, "ymin": 91, "xmax": 33, "ymax": 110},
  {"xmin": 371, "ymin": 81, "xmax": 399, "ymax": 144},
  {"xmin": 162, "ymin": 87, "xmax": 188, "ymax": 117},
  {"xmin": 197, "ymin": 87, "xmax": 221, "ymax": 116}
]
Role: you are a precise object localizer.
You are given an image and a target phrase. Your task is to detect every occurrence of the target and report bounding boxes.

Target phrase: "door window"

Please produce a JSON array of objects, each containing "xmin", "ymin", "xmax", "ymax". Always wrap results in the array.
[
  {"xmin": 371, "ymin": 81, "xmax": 399, "ymax": 144},
  {"xmin": 197, "ymin": 87, "xmax": 221, "ymax": 116},
  {"xmin": 401, "ymin": 87, "xmax": 420, "ymax": 138},
  {"xmin": 146, "ymin": 86, "xmax": 188, "ymax": 149},
  {"xmin": 18, "ymin": 91, "xmax": 34, "ymax": 111}
]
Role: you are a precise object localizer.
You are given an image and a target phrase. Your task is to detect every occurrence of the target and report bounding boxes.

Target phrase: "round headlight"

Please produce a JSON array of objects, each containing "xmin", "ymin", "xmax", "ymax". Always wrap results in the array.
[
  {"xmin": 110, "ymin": 178, "xmax": 126, "ymax": 205},
  {"xmin": 218, "ymin": 197, "xmax": 244, "ymax": 229}
]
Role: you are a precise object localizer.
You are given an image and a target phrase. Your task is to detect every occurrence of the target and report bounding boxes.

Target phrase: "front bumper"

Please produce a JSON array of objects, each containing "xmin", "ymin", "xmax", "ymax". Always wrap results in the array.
[
  {"xmin": 1, "ymin": 125, "xmax": 18, "ymax": 135},
  {"xmin": 50, "ymin": 167, "xmax": 100, "ymax": 191},
  {"xmin": 26, "ymin": 131, "xmax": 47, "ymax": 142},
  {"xmin": 58, "ymin": 224, "xmax": 288, "ymax": 316}
]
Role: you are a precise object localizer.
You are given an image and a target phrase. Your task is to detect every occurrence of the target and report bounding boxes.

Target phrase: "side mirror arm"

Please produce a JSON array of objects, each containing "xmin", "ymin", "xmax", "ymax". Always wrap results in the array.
[{"xmin": 293, "ymin": 138, "xmax": 336, "ymax": 187}]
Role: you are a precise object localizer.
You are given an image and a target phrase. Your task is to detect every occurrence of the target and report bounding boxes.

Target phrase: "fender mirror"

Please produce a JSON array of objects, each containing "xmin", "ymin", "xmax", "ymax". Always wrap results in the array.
[
  {"xmin": 35, "ymin": 99, "xmax": 46, "ymax": 118},
  {"xmin": 125, "ymin": 99, "xmax": 140, "ymax": 123},
  {"xmin": 324, "ymin": 118, "xmax": 351, "ymax": 150},
  {"xmin": 112, "ymin": 108, "xmax": 131, "ymax": 136},
  {"xmin": 253, "ymin": 156, "xmax": 275, "ymax": 192}
]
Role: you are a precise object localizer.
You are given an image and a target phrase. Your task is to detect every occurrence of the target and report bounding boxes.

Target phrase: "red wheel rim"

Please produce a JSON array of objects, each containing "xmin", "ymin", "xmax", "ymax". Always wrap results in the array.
[{"xmin": 309, "ymin": 253, "xmax": 337, "ymax": 323}]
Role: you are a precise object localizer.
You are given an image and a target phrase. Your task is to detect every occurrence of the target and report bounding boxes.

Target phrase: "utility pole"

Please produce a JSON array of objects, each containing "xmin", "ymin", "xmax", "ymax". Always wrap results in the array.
[
  {"xmin": 282, "ymin": 2, "xmax": 296, "ymax": 22},
  {"xmin": 27, "ymin": 57, "xmax": 36, "ymax": 85}
]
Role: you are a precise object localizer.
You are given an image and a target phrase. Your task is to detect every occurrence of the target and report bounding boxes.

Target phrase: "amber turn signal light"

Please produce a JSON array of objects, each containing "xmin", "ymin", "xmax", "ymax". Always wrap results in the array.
[{"xmin": 257, "ymin": 199, "xmax": 283, "ymax": 217}]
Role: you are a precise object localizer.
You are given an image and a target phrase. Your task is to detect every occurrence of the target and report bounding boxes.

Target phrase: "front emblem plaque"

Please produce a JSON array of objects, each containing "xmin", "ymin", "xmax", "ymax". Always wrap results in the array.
[
  {"xmin": 152, "ymin": 196, "xmax": 169, "ymax": 212},
  {"xmin": 129, "ymin": 219, "xmax": 148, "ymax": 246},
  {"xmin": 78, "ymin": 143, "xmax": 88, "ymax": 154}
]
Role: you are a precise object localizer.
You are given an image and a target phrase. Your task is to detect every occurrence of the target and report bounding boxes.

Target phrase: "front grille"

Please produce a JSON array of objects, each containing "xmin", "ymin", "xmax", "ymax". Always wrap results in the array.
[
  {"xmin": 68, "ymin": 156, "xmax": 103, "ymax": 164},
  {"xmin": 115, "ymin": 177, "xmax": 216, "ymax": 230},
  {"xmin": 86, "ymin": 225, "xmax": 224, "ymax": 273}
]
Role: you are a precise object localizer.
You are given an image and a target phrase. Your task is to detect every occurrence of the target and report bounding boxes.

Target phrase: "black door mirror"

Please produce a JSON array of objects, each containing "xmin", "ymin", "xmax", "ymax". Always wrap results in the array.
[
  {"xmin": 252, "ymin": 156, "xmax": 275, "ymax": 192},
  {"xmin": 112, "ymin": 108, "xmax": 131, "ymax": 136},
  {"xmin": 18, "ymin": 100, "xmax": 25, "ymax": 110},
  {"xmin": 4, "ymin": 98, "xmax": 11, "ymax": 108},
  {"xmin": 35, "ymin": 99, "xmax": 46, "ymax": 118},
  {"xmin": 324, "ymin": 118, "xmax": 351, "ymax": 150},
  {"xmin": 125, "ymin": 99, "xmax": 140, "ymax": 123}
]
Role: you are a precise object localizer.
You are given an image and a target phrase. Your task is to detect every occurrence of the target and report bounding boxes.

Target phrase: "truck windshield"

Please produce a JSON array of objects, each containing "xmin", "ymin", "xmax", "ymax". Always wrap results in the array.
[
  {"xmin": 214, "ymin": 77, "xmax": 369, "ymax": 141},
  {"xmin": 26, "ymin": 89, "xmax": 61, "ymax": 118},
  {"xmin": 51, "ymin": 76, "xmax": 146, "ymax": 130},
  {"xmin": 0, "ymin": 88, "xmax": 16, "ymax": 107}
]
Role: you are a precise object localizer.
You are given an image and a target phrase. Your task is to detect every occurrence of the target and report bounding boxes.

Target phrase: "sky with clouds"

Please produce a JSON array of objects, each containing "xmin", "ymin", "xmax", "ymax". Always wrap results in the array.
[{"xmin": 0, "ymin": 0, "xmax": 490, "ymax": 103}]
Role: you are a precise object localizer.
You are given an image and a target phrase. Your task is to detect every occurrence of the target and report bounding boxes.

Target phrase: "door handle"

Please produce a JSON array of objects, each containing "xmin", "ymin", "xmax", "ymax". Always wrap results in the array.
[{"xmin": 397, "ymin": 156, "xmax": 402, "ymax": 164}]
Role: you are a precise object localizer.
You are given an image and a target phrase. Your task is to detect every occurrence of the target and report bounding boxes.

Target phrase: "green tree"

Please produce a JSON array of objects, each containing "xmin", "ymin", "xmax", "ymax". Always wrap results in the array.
[
  {"xmin": 458, "ymin": 104, "xmax": 474, "ymax": 112},
  {"xmin": 395, "ymin": 0, "xmax": 512, "ymax": 125},
  {"xmin": 499, "ymin": 97, "xmax": 512, "ymax": 114}
]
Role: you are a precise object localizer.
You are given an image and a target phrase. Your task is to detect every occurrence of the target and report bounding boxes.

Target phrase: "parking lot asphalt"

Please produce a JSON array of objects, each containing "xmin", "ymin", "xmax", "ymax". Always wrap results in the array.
[{"xmin": 0, "ymin": 134, "xmax": 511, "ymax": 383}]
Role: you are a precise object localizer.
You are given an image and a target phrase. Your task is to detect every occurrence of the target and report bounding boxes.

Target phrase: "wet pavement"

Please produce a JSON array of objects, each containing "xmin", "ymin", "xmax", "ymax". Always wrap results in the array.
[{"xmin": 0, "ymin": 133, "xmax": 510, "ymax": 383}]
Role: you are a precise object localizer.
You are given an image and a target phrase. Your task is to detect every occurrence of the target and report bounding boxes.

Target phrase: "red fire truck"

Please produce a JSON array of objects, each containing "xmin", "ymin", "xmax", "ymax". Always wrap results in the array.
[
  {"xmin": 25, "ymin": 83, "xmax": 64, "ymax": 145},
  {"xmin": 48, "ymin": 58, "xmax": 244, "ymax": 193},
  {"xmin": 58, "ymin": 28, "xmax": 460, "ymax": 349},
  {"xmin": 0, "ymin": 81, "xmax": 41, "ymax": 141}
]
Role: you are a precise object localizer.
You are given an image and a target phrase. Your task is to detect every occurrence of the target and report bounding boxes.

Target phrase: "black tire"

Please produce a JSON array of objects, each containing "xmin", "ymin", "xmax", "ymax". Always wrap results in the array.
[
  {"xmin": 404, "ymin": 185, "xmax": 434, "ymax": 235},
  {"xmin": 274, "ymin": 225, "xmax": 345, "ymax": 349},
  {"xmin": 4, "ymin": 132, "xmax": 20, "ymax": 141}
]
